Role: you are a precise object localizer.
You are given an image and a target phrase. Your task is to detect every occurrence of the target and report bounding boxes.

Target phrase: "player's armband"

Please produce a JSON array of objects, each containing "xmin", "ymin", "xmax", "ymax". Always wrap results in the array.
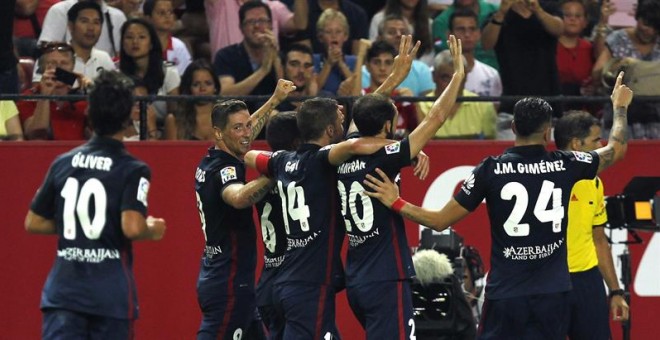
[{"xmin": 255, "ymin": 152, "xmax": 271, "ymax": 176}]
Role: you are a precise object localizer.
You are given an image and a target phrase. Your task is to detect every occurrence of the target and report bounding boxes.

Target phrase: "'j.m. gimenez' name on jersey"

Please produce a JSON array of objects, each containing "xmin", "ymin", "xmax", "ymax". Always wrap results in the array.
[
  {"xmin": 503, "ymin": 238, "xmax": 563, "ymax": 261},
  {"xmin": 494, "ymin": 160, "xmax": 567, "ymax": 175},
  {"xmin": 71, "ymin": 152, "xmax": 113, "ymax": 171}
]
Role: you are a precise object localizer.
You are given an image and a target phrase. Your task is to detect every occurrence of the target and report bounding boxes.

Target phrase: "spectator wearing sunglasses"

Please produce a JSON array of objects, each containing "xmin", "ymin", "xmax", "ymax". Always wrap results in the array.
[{"xmin": 17, "ymin": 42, "xmax": 92, "ymax": 140}]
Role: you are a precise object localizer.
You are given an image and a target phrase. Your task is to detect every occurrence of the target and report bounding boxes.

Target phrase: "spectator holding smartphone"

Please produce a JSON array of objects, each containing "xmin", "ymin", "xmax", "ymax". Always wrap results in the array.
[{"xmin": 17, "ymin": 42, "xmax": 92, "ymax": 140}]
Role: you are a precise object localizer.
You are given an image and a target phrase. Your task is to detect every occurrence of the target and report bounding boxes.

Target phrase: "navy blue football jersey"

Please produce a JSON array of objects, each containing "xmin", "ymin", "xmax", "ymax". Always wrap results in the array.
[
  {"xmin": 267, "ymin": 144, "xmax": 345, "ymax": 287},
  {"xmin": 338, "ymin": 138, "xmax": 415, "ymax": 285},
  {"xmin": 30, "ymin": 136, "xmax": 150, "ymax": 320},
  {"xmin": 455, "ymin": 145, "xmax": 599, "ymax": 299},
  {"xmin": 255, "ymin": 188, "xmax": 288, "ymax": 306},
  {"xmin": 195, "ymin": 147, "xmax": 256, "ymax": 291}
]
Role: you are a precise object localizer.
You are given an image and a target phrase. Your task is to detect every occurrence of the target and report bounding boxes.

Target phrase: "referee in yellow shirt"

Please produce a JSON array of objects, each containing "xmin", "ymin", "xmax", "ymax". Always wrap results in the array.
[{"xmin": 554, "ymin": 111, "xmax": 630, "ymax": 339}]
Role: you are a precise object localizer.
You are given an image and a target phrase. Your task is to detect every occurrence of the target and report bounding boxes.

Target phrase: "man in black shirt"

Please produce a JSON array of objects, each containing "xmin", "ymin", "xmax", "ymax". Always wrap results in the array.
[
  {"xmin": 364, "ymin": 73, "xmax": 634, "ymax": 339},
  {"xmin": 25, "ymin": 70, "xmax": 166, "ymax": 339},
  {"xmin": 255, "ymin": 111, "xmax": 301, "ymax": 339},
  {"xmin": 338, "ymin": 35, "xmax": 465, "ymax": 339},
  {"xmin": 194, "ymin": 79, "xmax": 294, "ymax": 340}
]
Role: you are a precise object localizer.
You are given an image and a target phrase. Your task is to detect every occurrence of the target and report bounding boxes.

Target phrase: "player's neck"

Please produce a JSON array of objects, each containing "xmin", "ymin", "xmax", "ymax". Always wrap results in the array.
[
  {"xmin": 514, "ymin": 137, "xmax": 547, "ymax": 147},
  {"xmin": 100, "ymin": 131, "xmax": 126, "ymax": 142},
  {"xmin": 305, "ymin": 135, "xmax": 331, "ymax": 148},
  {"xmin": 215, "ymin": 142, "xmax": 243, "ymax": 160}
]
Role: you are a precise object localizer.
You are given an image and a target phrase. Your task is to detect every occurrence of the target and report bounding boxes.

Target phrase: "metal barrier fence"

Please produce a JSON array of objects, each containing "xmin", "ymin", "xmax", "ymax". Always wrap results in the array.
[{"xmin": 3, "ymin": 93, "xmax": 660, "ymax": 140}]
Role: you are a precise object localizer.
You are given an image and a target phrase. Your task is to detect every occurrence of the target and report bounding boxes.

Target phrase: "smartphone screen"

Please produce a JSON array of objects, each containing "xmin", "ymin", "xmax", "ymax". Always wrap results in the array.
[{"xmin": 54, "ymin": 67, "xmax": 77, "ymax": 86}]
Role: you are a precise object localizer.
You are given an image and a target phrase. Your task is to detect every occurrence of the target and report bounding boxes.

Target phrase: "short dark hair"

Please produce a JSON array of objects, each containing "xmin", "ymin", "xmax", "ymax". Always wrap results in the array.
[
  {"xmin": 297, "ymin": 97, "xmax": 339, "ymax": 142},
  {"xmin": 352, "ymin": 94, "xmax": 397, "ymax": 137},
  {"xmin": 239, "ymin": 1, "xmax": 272, "ymax": 26},
  {"xmin": 367, "ymin": 41, "xmax": 397, "ymax": 62},
  {"xmin": 266, "ymin": 111, "xmax": 300, "ymax": 151},
  {"xmin": 143, "ymin": 0, "xmax": 171, "ymax": 17},
  {"xmin": 88, "ymin": 71, "xmax": 135, "ymax": 136},
  {"xmin": 553, "ymin": 110, "xmax": 599, "ymax": 150},
  {"xmin": 282, "ymin": 44, "xmax": 314, "ymax": 65},
  {"xmin": 448, "ymin": 8, "xmax": 478, "ymax": 31},
  {"xmin": 378, "ymin": 13, "xmax": 408, "ymax": 36},
  {"xmin": 512, "ymin": 97, "xmax": 553, "ymax": 137},
  {"xmin": 212, "ymin": 99, "xmax": 248, "ymax": 130},
  {"xmin": 67, "ymin": 0, "xmax": 103, "ymax": 24},
  {"xmin": 636, "ymin": 0, "xmax": 660, "ymax": 32}
]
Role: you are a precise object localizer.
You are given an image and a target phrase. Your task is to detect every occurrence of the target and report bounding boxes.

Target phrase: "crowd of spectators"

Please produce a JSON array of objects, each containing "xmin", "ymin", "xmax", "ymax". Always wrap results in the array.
[{"xmin": 2, "ymin": 0, "xmax": 660, "ymax": 141}]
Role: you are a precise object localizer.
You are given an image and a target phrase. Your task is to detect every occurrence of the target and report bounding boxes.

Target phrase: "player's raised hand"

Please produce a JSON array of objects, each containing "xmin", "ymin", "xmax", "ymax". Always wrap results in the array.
[
  {"xmin": 610, "ymin": 71, "xmax": 633, "ymax": 109},
  {"xmin": 363, "ymin": 168, "xmax": 400, "ymax": 207},
  {"xmin": 273, "ymin": 79, "xmax": 297, "ymax": 102},
  {"xmin": 448, "ymin": 35, "xmax": 465, "ymax": 79},
  {"xmin": 412, "ymin": 151, "xmax": 430, "ymax": 180},
  {"xmin": 391, "ymin": 35, "xmax": 420, "ymax": 82},
  {"xmin": 147, "ymin": 216, "xmax": 166, "ymax": 241}
]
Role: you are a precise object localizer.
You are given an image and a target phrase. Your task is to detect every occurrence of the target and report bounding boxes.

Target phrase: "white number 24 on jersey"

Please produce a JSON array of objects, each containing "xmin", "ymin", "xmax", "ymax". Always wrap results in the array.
[{"xmin": 500, "ymin": 180, "xmax": 564, "ymax": 236}]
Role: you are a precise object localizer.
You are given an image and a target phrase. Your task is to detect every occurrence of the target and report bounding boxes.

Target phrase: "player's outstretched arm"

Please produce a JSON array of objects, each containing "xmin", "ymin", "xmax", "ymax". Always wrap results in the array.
[
  {"xmin": 408, "ymin": 35, "xmax": 465, "ymax": 158},
  {"xmin": 249, "ymin": 79, "xmax": 297, "ymax": 141},
  {"xmin": 363, "ymin": 168, "xmax": 470, "ymax": 231},
  {"xmin": 122, "ymin": 211, "xmax": 166, "ymax": 241},
  {"xmin": 222, "ymin": 177, "xmax": 275, "ymax": 209},
  {"xmin": 244, "ymin": 150, "xmax": 272, "ymax": 173},
  {"xmin": 24, "ymin": 210, "xmax": 56, "ymax": 234},
  {"xmin": 374, "ymin": 35, "xmax": 420, "ymax": 96},
  {"xmin": 595, "ymin": 71, "xmax": 632, "ymax": 174},
  {"xmin": 327, "ymin": 137, "xmax": 393, "ymax": 166}
]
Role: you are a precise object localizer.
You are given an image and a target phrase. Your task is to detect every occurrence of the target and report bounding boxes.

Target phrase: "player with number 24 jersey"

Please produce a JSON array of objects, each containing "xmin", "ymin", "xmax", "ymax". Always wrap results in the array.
[{"xmin": 456, "ymin": 146, "xmax": 599, "ymax": 299}]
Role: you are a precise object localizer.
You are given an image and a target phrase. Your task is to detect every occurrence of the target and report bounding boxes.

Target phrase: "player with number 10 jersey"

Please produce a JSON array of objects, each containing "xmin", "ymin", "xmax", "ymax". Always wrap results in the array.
[{"xmin": 31, "ymin": 137, "xmax": 151, "ymax": 320}]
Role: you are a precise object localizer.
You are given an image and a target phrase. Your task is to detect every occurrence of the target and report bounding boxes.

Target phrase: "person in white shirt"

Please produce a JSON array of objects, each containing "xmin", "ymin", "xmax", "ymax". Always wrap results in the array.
[
  {"xmin": 143, "ymin": 0, "xmax": 192, "ymax": 75},
  {"xmin": 33, "ymin": 1, "xmax": 116, "ymax": 84},
  {"xmin": 448, "ymin": 8, "xmax": 502, "ymax": 98},
  {"xmin": 39, "ymin": 0, "xmax": 127, "ymax": 58}
]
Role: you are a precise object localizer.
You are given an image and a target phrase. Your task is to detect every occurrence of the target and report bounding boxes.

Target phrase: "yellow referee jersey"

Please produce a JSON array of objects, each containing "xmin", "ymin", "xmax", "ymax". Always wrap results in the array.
[{"xmin": 567, "ymin": 177, "xmax": 608, "ymax": 273}]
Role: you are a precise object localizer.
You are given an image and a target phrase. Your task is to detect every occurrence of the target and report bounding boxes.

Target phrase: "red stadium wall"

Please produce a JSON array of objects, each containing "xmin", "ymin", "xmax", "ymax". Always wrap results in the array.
[{"xmin": 1, "ymin": 141, "xmax": 658, "ymax": 339}]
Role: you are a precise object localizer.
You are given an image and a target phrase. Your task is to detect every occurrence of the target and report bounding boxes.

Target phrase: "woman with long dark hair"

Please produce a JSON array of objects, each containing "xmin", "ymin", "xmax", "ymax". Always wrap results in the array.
[
  {"xmin": 164, "ymin": 59, "xmax": 220, "ymax": 140},
  {"xmin": 119, "ymin": 17, "xmax": 180, "ymax": 124}
]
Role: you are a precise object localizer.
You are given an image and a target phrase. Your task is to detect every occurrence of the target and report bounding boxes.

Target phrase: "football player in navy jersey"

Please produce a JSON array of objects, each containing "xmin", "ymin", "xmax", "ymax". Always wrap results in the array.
[
  {"xmin": 25, "ymin": 70, "xmax": 167, "ymax": 340},
  {"xmin": 256, "ymin": 111, "xmax": 301, "ymax": 339},
  {"xmin": 338, "ymin": 35, "xmax": 465, "ymax": 339},
  {"xmin": 364, "ymin": 73, "xmax": 633, "ymax": 339},
  {"xmin": 243, "ymin": 35, "xmax": 423, "ymax": 340},
  {"xmin": 194, "ymin": 79, "xmax": 295, "ymax": 340}
]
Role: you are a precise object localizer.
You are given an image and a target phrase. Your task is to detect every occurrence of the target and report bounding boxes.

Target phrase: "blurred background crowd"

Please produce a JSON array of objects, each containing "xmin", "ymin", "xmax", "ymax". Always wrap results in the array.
[{"xmin": 1, "ymin": 0, "xmax": 659, "ymax": 141}]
